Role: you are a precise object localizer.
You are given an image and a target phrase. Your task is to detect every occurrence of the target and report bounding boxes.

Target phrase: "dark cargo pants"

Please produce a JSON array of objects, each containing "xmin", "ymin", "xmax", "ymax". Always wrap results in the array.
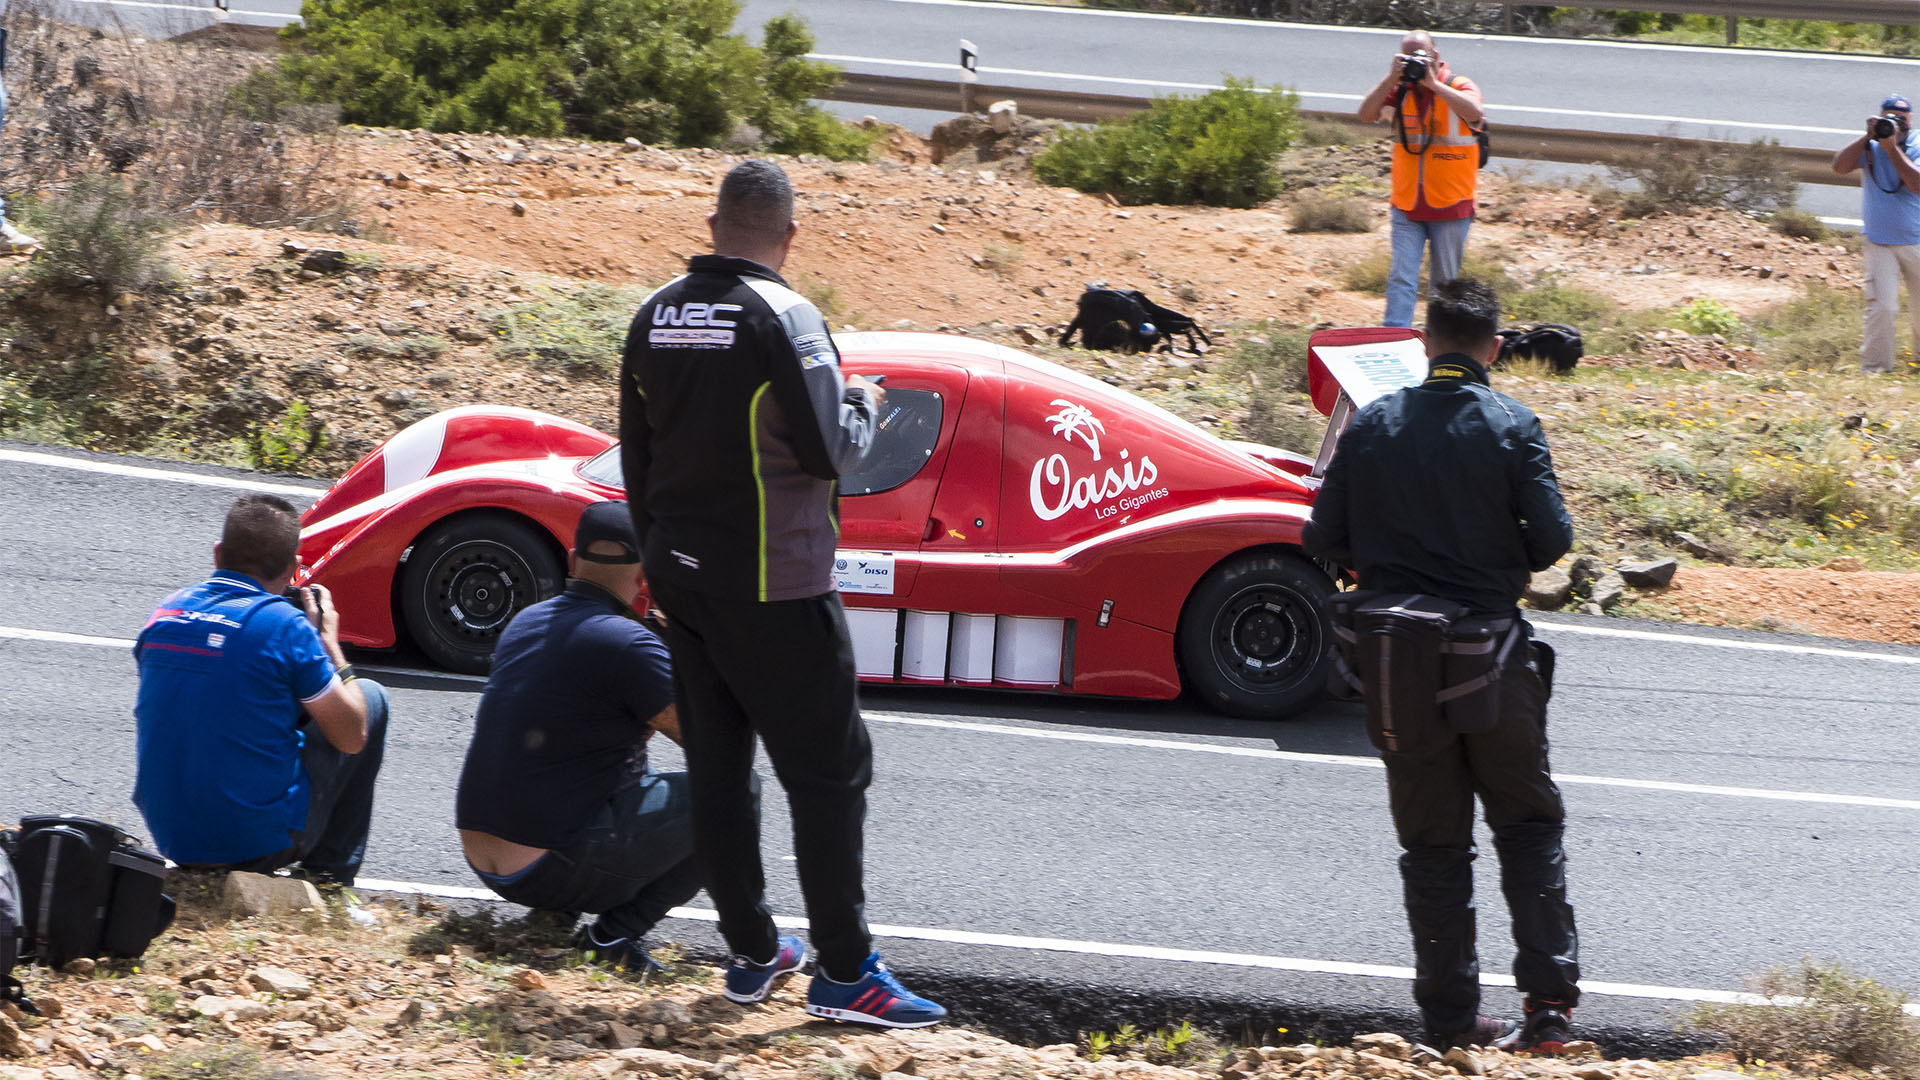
[
  {"xmin": 648, "ymin": 580, "xmax": 874, "ymax": 982},
  {"xmin": 1380, "ymin": 637, "xmax": 1581, "ymax": 1038}
]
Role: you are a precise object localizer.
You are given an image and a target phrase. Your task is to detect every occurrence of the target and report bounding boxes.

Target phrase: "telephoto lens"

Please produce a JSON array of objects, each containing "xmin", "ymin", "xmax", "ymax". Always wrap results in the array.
[{"xmin": 1872, "ymin": 115, "xmax": 1898, "ymax": 140}]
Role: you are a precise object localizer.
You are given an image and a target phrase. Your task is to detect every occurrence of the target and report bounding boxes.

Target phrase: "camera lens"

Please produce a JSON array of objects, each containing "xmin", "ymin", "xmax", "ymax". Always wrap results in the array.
[
  {"xmin": 1872, "ymin": 116, "xmax": 1897, "ymax": 139},
  {"xmin": 1402, "ymin": 57, "xmax": 1428, "ymax": 83}
]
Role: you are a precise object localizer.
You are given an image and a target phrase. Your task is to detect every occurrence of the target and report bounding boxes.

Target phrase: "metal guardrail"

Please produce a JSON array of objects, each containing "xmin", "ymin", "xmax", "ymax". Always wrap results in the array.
[{"xmin": 828, "ymin": 72, "xmax": 1851, "ymax": 188}]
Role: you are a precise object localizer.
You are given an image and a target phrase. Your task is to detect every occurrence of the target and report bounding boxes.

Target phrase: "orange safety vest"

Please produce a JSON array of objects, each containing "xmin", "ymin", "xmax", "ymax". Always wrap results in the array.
[{"xmin": 1390, "ymin": 76, "xmax": 1479, "ymax": 215}]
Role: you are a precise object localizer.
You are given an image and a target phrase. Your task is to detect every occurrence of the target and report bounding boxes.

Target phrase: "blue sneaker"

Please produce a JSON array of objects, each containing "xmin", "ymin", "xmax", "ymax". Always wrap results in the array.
[
  {"xmin": 724, "ymin": 934, "xmax": 807, "ymax": 1003},
  {"xmin": 805, "ymin": 952, "xmax": 947, "ymax": 1028},
  {"xmin": 571, "ymin": 923, "xmax": 666, "ymax": 976}
]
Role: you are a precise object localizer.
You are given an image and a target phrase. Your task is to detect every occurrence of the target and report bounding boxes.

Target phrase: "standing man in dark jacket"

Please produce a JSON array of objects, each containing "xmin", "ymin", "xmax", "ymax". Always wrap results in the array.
[
  {"xmin": 619, "ymin": 159, "xmax": 945, "ymax": 1028},
  {"xmin": 1302, "ymin": 278, "xmax": 1579, "ymax": 1052}
]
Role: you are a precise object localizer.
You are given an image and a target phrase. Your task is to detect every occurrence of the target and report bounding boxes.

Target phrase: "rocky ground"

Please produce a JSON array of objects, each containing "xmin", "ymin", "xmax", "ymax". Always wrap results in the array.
[
  {"xmin": 0, "ymin": 881, "xmax": 1831, "ymax": 1080},
  {"xmin": 1, "ymin": 27, "xmax": 1917, "ymax": 641}
]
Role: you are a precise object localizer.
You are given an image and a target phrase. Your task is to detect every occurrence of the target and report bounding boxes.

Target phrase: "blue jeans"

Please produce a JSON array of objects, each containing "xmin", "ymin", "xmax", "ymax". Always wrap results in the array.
[
  {"xmin": 474, "ymin": 770, "xmax": 704, "ymax": 942},
  {"xmin": 1386, "ymin": 208, "xmax": 1473, "ymax": 328},
  {"xmin": 209, "ymin": 679, "xmax": 391, "ymax": 885}
]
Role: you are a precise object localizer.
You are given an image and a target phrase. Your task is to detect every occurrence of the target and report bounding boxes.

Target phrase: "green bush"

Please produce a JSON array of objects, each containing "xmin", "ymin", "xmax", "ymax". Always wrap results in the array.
[
  {"xmin": 246, "ymin": 401, "xmax": 330, "ymax": 474},
  {"xmin": 19, "ymin": 177, "xmax": 179, "ymax": 295},
  {"xmin": 1226, "ymin": 323, "xmax": 1312, "ymax": 393},
  {"xmin": 1688, "ymin": 961, "xmax": 1920, "ymax": 1078},
  {"xmin": 490, "ymin": 283, "xmax": 648, "ymax": 374},
  {"xmin": 1034, "ymin": 79, "xmax": 1301, "ymax": 208},
  {"xmin": 1289, "ymin": 193, "xmax": 1373, "ymax": 233},
  {"xmin": 260, "ymin": 2, "xmax": 873, "ymax": 158},
  {"xmin": 1505, "ymin": 276, "xmax": 1616, "ymax": 327},
  {"xmin": 1678, "ymin": 297, "xmax": 1742, "ymax": 337}
]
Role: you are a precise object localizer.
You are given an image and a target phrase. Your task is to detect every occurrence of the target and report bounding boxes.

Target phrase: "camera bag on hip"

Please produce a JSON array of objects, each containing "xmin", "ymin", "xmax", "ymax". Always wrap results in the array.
[
  {"xmin": 1328, "ymin": 593, "xmax": 1524, "ymax": 754},
  {"xmin": 8, "ymin": 816, "xmax": 175, "ymax": 969}
]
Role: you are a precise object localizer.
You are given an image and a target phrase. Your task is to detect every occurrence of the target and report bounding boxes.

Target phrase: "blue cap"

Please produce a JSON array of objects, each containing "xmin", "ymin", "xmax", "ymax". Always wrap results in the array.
[{"xmin": 1883, "ymin": 94, "xmax": 1912, "ymax": 112}]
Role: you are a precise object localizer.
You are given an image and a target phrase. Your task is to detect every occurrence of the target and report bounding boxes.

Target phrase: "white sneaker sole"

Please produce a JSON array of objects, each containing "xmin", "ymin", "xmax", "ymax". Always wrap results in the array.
[
  {"xmin": 804, "ymin": 1003, "xmax": 943, "ymax": 1028},
  {"xmin": 722, "ymin": 964, "xmax": 803, "ymax": 1004}
]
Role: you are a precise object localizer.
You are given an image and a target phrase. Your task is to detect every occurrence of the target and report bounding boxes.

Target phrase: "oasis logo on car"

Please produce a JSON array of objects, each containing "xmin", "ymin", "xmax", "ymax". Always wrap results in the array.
[
  {"xmin": 1030, "ymin": 399, "xmax": 1167, "ymax": 522},
  {"xmin": 649, "ymin": 302, "xmax": 743, "ymax": 349},
  {"xmin": 834, "ymin": 553, "xmax": 896, "ymax": 595}
]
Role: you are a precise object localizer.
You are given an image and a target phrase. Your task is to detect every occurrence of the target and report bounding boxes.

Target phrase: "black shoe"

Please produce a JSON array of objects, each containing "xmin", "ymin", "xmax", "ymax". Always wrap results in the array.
[
  {"xmin": 570, "ymin": 924, "xmax": 666, "ymax": 975},
  {"xmin": 1514, "ymin": 1002, "xmax": 1574, "ymax": 1053},
  {"xmin": 1431, "ymin": 1016, "xmax": 1518, "ymax": 1050}
]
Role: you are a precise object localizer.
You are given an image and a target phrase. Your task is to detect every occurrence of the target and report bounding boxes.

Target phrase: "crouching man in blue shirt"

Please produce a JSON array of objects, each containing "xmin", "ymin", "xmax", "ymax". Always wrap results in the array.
[
  {"xmin": 456, "ymin": 501, "xmax": 707, "ymax": 971},
  {"xmin": 134, "ymin": 494, "xmax": 390, "ymax": 886}
]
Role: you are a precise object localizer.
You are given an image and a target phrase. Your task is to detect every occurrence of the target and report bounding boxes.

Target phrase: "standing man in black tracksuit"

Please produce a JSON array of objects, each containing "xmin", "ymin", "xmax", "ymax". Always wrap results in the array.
[
  {"xmin": 1302, "ymin": 279, "xmax": 1580, "ymax": 1053},
  {"xmin": 619, "ymin": 159, "xmax": 945, "ymax": 1029}
]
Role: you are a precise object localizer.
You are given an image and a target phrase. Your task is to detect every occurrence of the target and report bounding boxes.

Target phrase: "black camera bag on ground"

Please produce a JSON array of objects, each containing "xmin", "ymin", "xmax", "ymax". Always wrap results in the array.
[
  {"xmin": 1496, "ymin": 324, "xmax": 1583, "ymax": 374},
  {"xmin": 1059, "ymin": 286, "xmax": 1210, "ymax": 354},
  {"xmin": 8, "ymin": 816, "xmax": 174, "ymax": 969},
  {"xmin": 1329, "ymin": 592, "xmax": 1525, "ymax": 754},
  {"xmin": 1, "ymin": 841, "xmax": 30, "ymax": 1013}
]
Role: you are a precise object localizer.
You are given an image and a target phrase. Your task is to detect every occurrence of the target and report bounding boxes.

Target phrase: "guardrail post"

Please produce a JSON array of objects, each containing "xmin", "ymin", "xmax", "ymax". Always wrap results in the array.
[
  {"xmin": 1726, "ymin": 15, "xmax": 1738, "ymax": 43},
  {"xmin": 1503, "ymin": 4, "xmax": 1514, "ymax": 33},
  {"xmin": 959, "ymin": 39, "xmax": 978, "ymax": 115}
]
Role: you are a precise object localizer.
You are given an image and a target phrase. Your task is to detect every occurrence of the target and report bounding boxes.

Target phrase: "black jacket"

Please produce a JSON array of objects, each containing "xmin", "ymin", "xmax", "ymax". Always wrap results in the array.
[
  {"xmin": 1301, "ymin": 353, "xmax": 1573, "ymax": 614},
  {"xmin": 619, "ymin": 255, "xmax": 878, "ymax": 602}
]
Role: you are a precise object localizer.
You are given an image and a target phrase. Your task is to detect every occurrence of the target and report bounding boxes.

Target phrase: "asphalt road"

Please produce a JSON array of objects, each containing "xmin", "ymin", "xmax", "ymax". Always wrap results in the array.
[{"xmin": 3, "ymin": 440, "xmax": 1918, "ymax": 1050}]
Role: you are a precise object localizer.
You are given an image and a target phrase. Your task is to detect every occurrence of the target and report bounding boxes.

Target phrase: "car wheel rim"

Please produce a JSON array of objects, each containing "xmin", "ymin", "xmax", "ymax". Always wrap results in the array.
[
  {"xmin": 427, "ymin": 541, "xmax": 532, "ymax": 644},
  {"xmin": 1210, "ymin": 583, "xmax": 1320, "ymax": 692}
]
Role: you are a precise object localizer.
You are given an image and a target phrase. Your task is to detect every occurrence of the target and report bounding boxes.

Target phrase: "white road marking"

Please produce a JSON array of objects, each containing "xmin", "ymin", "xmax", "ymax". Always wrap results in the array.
[
  {"xmin": 852, "ymin": 0, "xmax": 1920, "ymax": 68},
  {"xmin": 352, "ymin": 877, "xmax": 1920, "ymax": 1016},
  {"xmin": 55, "ymin": 0, "xmax": 299, "ymax": 20},
  {"xmin": 1531, "ymin": 618, "xmax": 1920, "ymax": 665},
  {"xmin": 864, "ymin": 712, "xmax": 1920, "ymax": 811},
  {"xmin": 816, "ymin": 53, "xmax": 1855, "ymax": 137},
  {"xmin": 7, "ymin": 623, "xmax": 1914, "ymax": 810},
  {"xmin": 0, "ymin": 448, "xmax": 327, "ymax": 496}
]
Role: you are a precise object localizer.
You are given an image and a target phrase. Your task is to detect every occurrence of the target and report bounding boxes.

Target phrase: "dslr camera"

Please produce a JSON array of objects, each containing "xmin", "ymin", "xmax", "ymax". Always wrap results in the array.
[
  {"xmin": 1399, "ymin": 49, "xmax": 1432, "ymax": 84},
  {"xmin": 1870, "ymin": 113, "xmax": 1903, "ymax": 140}
]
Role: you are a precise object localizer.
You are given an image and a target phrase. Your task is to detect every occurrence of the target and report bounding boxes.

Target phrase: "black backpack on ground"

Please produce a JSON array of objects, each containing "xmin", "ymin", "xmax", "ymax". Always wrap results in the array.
[
  {"xmin": 1, "ymin": 841, "xmax": 29, "ymax": 1013},
  {"xmin": 5, "ymin": 816, "xmax": 175, "ymax": 969},
  {"xmin": 1059, "ymin": 286, "xmax": 1211, "ymax": 354},
  {"xmin": 1496, "ymin": 323, "xmax": 1582, "ymax": 374}
]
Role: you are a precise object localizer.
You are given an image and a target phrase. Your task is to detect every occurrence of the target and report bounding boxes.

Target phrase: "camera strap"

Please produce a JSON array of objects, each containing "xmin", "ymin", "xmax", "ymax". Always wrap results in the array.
[
  {"xmin": 1391, "ymin": 86, "xmax": 1432, "ymax": 158},
  {"xmin": 1866, "ymin": 143, "xmax": 1905, "ymax": 195}
]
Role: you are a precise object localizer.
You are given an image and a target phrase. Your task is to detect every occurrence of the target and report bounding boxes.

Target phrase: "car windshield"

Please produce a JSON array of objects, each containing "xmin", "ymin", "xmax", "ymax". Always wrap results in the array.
[{"xmin": 573, "ymin": 388, "xmax": 944, "ymax": 497}]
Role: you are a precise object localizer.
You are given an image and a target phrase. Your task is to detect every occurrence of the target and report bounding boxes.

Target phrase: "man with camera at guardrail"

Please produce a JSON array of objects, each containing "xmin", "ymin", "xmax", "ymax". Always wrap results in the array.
[
  {"xmin": 132, "ymin": 494, "xmax": 390, "ymax": 888},
  {"xmin": 1357, "ymin": 31, "xmax": 1485, "ymax": 329},
  {"xmin": 1833, "ymin": 93, "xmax": 1920, "ymax": 375},
  {"xmin": 1301, "ymin": 278, "xmax": 1579, "ymax": 1054}
]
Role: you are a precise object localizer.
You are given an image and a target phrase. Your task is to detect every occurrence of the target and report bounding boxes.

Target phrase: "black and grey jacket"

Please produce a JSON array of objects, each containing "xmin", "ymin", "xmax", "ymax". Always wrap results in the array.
[
  {"xmin": 1302, "ymin": 353, "xmax": 1573, "ymax": 615},
  {"xmin": 619, "ymin": 255, "xmax": 878, "ymax": 603}
]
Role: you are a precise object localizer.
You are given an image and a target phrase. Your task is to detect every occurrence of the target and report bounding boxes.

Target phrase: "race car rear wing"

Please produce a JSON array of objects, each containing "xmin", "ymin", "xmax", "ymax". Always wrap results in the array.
[{"xmin": 1306, "ymin": 327, "xmax": 1428, "ymax": 479}]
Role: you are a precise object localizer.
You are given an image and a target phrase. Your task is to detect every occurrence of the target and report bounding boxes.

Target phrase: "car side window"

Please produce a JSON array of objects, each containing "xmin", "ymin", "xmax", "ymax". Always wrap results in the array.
[{"xmin": 842, "ymin": 389, "xmax": 943, "ymax": 497}]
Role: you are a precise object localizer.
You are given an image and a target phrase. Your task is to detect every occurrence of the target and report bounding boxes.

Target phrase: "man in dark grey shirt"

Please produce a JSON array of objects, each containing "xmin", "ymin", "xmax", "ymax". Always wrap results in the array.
[{"xmin": 619, "ymin": 160, "xmax": 944, "ymax": 1028}]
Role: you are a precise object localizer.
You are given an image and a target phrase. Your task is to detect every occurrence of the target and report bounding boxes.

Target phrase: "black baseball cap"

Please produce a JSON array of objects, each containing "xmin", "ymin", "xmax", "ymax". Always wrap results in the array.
[{"xmin": 575, "ymin": 500, "xmax": 640, "ymax": 564}]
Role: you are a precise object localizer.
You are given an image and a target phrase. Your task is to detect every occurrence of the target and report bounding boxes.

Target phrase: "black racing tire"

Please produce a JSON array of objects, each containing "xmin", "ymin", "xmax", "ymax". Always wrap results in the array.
[
  {"xmin": 1176, "ymin": 550, "xmax": 1335, "ymax": 720},
  {"xmin": 400, "ymin": 512, "xmax": 563, "ymax": 674}
]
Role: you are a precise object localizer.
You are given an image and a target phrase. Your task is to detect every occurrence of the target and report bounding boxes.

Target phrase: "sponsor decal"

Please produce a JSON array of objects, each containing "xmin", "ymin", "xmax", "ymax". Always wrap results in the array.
[
  {"xmin": 1311, "ymin": 340, "xmax": 1427, "ymax": 409},
  {"xmin": 652, "ymin": 302, "xmax": 742, "ymax": 328},
  {"xmin": 649, "ymin": 328, "xmax": 735, "ymax": 349},
  {"xmin": 800, "ymin": 351, "xmax": 836, "ymax": 370},
  {"xmin": 206, "ymin": 633, "xmax": 226, "ymax": 648},
  {"xmin": 794, "ymin": 332, "xmax": 831, "ymax": 353},
  {"xmin": 834, "ymin": 552, "xmax": 896, "ymax": 596},
  {"xmin": 1029, "ymin": 399, "xmax": 1164, "ymax": 522},
  {"xmin": 671, "ymin": 549, "xmax": 701, "ymax": 570}
]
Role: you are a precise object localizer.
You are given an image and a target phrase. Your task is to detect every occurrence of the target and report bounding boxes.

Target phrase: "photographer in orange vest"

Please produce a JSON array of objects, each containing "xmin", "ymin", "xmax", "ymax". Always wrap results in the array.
[{"xmin": 1358, "ymin": 31, "xmax": 1485, "ymax": 329}]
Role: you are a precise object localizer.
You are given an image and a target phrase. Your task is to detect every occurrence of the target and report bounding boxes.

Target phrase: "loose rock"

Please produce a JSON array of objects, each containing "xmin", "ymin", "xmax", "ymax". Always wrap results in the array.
[
  {"xmin": 1352, "ymin": 1034, "xmax": 1411, "ymax": 1061},
  {"xmin": 1525, "ymin": 568, "xmax": 1572, "ymax": 610},
  {"xmin": 1442, "ymin": 1047, "xmax": 1483, "ymax": 1075},
  {"xmin": 1591, "ymin": 570, "xmax": 1627, "ymax": 610},
  {"xmin": 246, "ymin": 966, "xmax": 313, "ymax": 999},
  {"xmin": 1617, "ymin": 558, "xmax": 1677, "ymax": 588},
  {"xmin": 224, "ymin": 872, "xmax": 323, "ymax": 917}
]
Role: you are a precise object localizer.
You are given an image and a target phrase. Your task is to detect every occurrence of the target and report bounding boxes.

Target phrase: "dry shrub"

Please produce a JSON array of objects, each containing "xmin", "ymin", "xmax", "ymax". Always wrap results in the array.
[
  {"xmin": 1608, "ymin": 135, "xmax": 1798, "ymax": 217},
  {"xmin": 21, "ymin": 174, "xmax": 180, "ymax": 294},
  {"xmin": 1771, "ymin": 208, "xmax": 1830, "ymax": 241},
  {"xmin": 1289, "ymin": 192, "xmax": 1373, "ymax": 233},
  {"xmin": 0, "ymin": 4, "xmax": 355, "ymax": 232},
  {"xmin": 1688, "ymin": 961, "xmax": 1920, "ymax": 1078}
]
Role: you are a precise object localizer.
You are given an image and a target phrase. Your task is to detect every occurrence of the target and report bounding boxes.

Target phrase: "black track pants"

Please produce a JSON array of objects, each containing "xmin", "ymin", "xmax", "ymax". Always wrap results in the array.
[
  {"xmin": 649, "ymin": 580, "xmax": 874, "ymax": 980},
  {"xmin": 1381, "ymin": 641, "xmax": 1581, "ymax": 1037}
]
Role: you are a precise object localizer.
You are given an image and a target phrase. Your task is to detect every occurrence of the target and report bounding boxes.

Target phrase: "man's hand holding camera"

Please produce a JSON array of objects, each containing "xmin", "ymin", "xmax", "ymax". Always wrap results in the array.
[{"xmin": 1835, "ymin": 96, "xmax": 1920, "ymax": 197}]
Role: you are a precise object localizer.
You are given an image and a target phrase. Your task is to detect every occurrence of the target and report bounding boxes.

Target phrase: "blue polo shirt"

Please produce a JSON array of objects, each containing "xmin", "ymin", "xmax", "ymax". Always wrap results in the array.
[
  {"xmin": 132, "ymin": 571, "xmax": 338, "ymax": 864},
  {"xmin": 1861, "ymin": 134, "xmax": 1920, "ymax": 246},
  {"xmin": 455, "ymin": 580, "xmax": 675, "ymax": 850}
]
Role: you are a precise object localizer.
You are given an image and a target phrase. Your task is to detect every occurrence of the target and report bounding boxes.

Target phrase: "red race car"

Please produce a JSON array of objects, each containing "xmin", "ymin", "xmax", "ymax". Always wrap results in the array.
[{"xmin": 296, "ymin": 329, "xmax": 1423, "ymax": 718}]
